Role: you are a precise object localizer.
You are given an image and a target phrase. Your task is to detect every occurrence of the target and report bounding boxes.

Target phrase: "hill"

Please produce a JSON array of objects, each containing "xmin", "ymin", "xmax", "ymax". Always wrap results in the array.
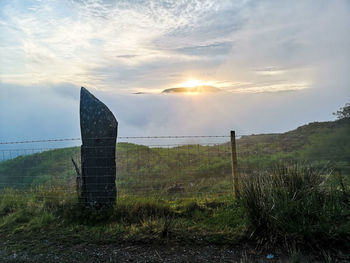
[
  {"xmin": 237, "ymin": 117, "xmax": 350, "ymax": 170},
  {"xmin": 0, "ymin": 118, "xmax": 349, "ymax": 261},
  {"xmin": 0, "ymin": 118, "xmax": 349, "ymax": 194}
]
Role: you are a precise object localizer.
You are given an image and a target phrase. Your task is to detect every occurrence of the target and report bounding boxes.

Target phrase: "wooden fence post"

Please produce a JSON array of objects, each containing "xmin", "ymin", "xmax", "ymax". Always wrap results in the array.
[{"xmin": 230, "ymin": 130, "xmax": 239, "ymax": 199}]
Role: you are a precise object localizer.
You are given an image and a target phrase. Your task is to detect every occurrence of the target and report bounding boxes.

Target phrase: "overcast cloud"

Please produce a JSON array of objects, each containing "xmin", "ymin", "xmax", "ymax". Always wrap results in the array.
[{"xmin": 0, "ymin": 0, "xmax": 349, "ymax": 144}]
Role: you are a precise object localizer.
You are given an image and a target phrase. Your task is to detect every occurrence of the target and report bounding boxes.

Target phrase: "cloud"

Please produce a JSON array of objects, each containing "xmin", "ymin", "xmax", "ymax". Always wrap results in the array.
[
  {"xmin": 1, "ymin": 0, "xmax": 349, "ymax": 95},
  {"xmin": 0, "ymin": 0, "xmax": 349, "ymax": 142},
  {"xmin": 116, "ymin": 55, "xmax": 138, "ymax": 59},
  {"xmin": 214, "ymin": 1, "xmax": 350, "ymax": 95},
  {"xmin": 174, "ymin": 42, "xmax": 233, "ymax": 58},
  {"xmin": 1, "ymin": 0, "xmax": 226, "ymax": 89},
  {"xmin": 0, "ymin": 83, "xmax": 80, "ymax": 143}
]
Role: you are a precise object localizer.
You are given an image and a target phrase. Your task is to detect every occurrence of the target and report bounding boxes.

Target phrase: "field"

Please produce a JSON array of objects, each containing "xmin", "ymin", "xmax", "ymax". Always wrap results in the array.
[{"xmin": 0, "ymin": 118, "xmax": 349, "ymax": 262}]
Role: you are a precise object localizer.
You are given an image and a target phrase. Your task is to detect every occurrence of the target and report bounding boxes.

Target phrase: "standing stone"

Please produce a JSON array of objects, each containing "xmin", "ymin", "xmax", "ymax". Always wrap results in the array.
[{"xmin": 79, "ymin": 87, "xmax": 117, "ymax": 207}]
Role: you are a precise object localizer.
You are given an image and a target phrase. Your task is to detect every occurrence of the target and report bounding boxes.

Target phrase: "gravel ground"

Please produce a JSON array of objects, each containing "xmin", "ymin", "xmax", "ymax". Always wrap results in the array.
[
  {"xmin": 1, "ymin": 239, "xmax": 348, "ymax": 262},
  {"xmin": 0, "ymin": 241, "xmax": 290, "ymax": 263}
]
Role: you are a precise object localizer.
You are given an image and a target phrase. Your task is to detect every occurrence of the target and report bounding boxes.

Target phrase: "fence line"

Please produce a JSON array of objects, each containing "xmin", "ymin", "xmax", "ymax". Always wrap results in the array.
[
  {"xmin": 0, "ymin": 134, "xmax": 345, "ymax": 204},
  {"xmin": 0, "ymin": 136, "xmax": 238, "ymax": 201},
  {"xmin": 0, "ymin": 135, "xmax": 243, "ymax": 145}
]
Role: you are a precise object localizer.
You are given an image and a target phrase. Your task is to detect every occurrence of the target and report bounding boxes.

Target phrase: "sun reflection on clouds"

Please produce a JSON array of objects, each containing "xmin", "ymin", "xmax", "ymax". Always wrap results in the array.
[
  {"xmin": 177, "ymin": 79, "xmax": 210, "ymax": 88},
  {"xmin": 1, "ymin": 0, "xmax": 349, "ymax": 142},
  {"xmin": 0, "ymin": 0, "xmax": 214, "ymax": 88},
  {"xmin": 0, "ymin": 0, "xmax": 347, "ymax": 98},
  {"xmin": 229, "ymin": 82, "xmax": 310, "ymax": 93},
  {"xmin": 174, "ymin": 79, "xmax": 233, "ymax": 89}
]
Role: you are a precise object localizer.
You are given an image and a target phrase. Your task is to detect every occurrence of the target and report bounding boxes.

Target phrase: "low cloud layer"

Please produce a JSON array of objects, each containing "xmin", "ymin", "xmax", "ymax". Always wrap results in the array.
[{"xmin": 0, "ymin": 83, "xmax": 346, "ymax": 145}]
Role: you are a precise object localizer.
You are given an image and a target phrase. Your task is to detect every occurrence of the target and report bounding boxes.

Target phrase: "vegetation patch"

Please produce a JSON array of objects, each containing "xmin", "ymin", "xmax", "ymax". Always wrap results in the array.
[
  {"xmin": 241, "ymin": 164, "xmax": 350, "ymax": 251},
  {"xmin": 0, "ymin": 118, "xmax": 349, "ymax": 261}
]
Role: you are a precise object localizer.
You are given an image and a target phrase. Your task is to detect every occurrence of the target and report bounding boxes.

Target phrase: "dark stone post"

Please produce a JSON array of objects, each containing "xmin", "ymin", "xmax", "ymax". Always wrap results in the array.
[{"xmin": 79, "ymin": 87, "xmax": 118, "ymax": 207}]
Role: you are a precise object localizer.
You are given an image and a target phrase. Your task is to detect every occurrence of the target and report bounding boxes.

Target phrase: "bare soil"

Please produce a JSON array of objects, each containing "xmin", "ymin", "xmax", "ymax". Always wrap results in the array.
[{"xmin": 0, "ymin": 240, "xmax": 292, "ymax": 263}]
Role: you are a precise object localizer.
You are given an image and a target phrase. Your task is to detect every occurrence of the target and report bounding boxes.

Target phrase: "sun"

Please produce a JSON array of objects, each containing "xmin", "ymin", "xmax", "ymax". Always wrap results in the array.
[
  {"xmin": 162, "ymin": 78, "xmax": 222, "ymax": 95},
  {"xmin": 164, "ymin": 78, "xmax": 222, "ymax": 95},
  {"xmin": 178, "ymin": 79, "xmax": 208, "ymax": 88}
]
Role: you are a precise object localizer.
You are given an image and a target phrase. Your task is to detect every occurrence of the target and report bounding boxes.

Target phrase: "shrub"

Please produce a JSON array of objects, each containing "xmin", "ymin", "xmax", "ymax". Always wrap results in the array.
[{"xmin": 241, "ymin": 163, "xmax": 350, "ymax": 249}]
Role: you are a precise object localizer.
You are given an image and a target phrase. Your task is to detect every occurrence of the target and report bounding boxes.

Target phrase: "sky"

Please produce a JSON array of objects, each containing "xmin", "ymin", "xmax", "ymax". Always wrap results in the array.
[{"xmin": 0, "ymin": 0, "xmax": 349, "ymax": 144}]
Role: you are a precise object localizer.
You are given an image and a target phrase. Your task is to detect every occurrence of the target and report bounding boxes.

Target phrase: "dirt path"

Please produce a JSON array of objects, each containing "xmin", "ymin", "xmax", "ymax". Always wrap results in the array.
[{"xmin": 0, "ymin": 242, "xmax": 289, "ymax": 263}]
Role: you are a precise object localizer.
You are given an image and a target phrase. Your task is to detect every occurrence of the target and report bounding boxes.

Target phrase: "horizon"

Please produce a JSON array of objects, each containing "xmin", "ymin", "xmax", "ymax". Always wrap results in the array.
[{"xmin": 1, "ymin": 0, "xmax": 349, "ymax": 141}]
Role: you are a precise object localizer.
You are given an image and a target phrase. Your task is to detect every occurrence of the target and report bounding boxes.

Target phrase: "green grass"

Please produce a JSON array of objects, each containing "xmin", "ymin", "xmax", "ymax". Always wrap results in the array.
[
  {"xmin": 0, "ymin": 163, "xmax": 349, "ymax": 253},
  {"xmin": 240, "ymin": 164, "xmax": 350, "ymax": 250},
  {"xmin": 1, "ymin": 118, "xmax": 349, "ymax": 193},
  {"xmin": 0, "ymin": 118, "xmax": 349, "ymax": 260},
  {"xmin": 0, "ymin": 187, "xmax": 247, "ymax": 246},
  {"xmin": 0, "ymin": 164, "xmax": 348, "ymax": 263}
]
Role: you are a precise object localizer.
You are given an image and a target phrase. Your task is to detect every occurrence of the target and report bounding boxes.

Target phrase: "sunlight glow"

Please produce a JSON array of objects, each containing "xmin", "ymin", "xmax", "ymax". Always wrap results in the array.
[
  {"xmin": 178, "ymin": 79, "xmax": 210, "ymax": 88},
  {"xmin": 183, "ymin": 91, "xmax": 200, "ymax": 96},
  {"xmin": 164, "ymin": 79, "xmax": 225, "ymax": 94}
]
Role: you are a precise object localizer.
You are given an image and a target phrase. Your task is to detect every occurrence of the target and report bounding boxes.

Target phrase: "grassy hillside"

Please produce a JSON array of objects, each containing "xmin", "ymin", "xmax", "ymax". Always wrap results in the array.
[
  {"xmin": 0, "ymin": 163, "xmax": 348, "ymax": 262},
  {"xmin": 237, "ymin": 117, "xmax": 350, "ymax": 170},
  {"xmin": 0, "ymin": 118, "xmax": 349, "ymax": 261},
  {"xmin": 0, "ymin": 118, "xmax": 349, "ymax": 195}
]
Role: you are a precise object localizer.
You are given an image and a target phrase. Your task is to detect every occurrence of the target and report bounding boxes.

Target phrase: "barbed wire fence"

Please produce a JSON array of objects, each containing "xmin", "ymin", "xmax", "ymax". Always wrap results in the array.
[
  {"xmin": 0, "ymin": 133, "xmax": 337, "ymax": 203},
  {"xmin": 0, "ymin": 135, "xmax": 239, "ymax": 200}
]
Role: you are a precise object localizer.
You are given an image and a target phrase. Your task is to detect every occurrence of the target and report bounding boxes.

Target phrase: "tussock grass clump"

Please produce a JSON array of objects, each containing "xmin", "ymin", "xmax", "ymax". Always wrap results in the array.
[{"xmin": 241, "ymin": 164, "xmax": 350, "ymax": 249}]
